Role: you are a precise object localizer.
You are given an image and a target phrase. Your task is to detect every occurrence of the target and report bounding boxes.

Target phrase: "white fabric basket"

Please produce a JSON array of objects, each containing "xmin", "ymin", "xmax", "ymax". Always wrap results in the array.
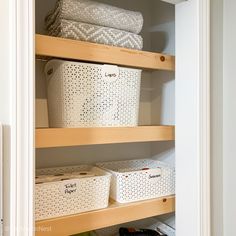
[
  {"xmin": 45, "ymin": 60, "xmax": 141, "ymax": 127},
  {"xmin": 97, "ymin": 159, "xmax": 175, "ymax": 203},
  {"xmin": 35, "ymin": 165, "xmax": 111, "ymax": 220}
]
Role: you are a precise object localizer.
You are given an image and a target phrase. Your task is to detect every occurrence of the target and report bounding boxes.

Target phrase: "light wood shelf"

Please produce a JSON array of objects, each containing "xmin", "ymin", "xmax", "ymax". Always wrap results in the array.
[
  {"xmin": 35, "ymin": 195, "xmax": 175, "ymax": 236},
  {"xmin": 35, "ymin": 126, "xmax": 175, "ymax": 148},
  {"xmin": 36, "ymin": 34, "xmax": 175, "ymax": 71}
]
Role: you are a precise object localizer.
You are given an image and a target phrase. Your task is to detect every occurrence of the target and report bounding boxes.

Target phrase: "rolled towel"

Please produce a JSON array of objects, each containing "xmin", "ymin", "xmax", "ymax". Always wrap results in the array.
[
  {"xmin": 48, "ymin": 19, "xmax": 143, "ymax": 50},
  {"xmin": 45, "ymin": 0, "xmax": 143, "ymax": 34}
]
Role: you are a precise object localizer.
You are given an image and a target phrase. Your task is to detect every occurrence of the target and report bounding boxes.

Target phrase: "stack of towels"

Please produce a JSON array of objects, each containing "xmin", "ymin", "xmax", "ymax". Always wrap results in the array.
[{"xmin": 45, "ymin": 0, "xmax": 144, "ymax": 50}]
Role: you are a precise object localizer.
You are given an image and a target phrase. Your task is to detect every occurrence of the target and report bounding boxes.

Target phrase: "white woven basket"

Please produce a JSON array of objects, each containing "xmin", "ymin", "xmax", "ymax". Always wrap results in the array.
[
  {"xmin": 35, "ymin": 165, "xmax": 111, "ymax": 220},
  {"xmin": 97, "ymin": 159, "xmax": 175, "ymax": 203},
  {"xmin": 45, "ymin": 60, "xmax": 141, "ymax": 127}
]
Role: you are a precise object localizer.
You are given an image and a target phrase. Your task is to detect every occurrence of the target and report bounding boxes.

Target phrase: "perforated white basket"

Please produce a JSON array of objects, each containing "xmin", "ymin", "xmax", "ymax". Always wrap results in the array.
[
  {"xmin": 35, "ymin": 165, "xmax": 111, "ymax": 220},
  {"xmin": 45, "ymin": 60, "xmax": 141, "ymax": 127},
  {"xmin": 97, "ymin": 159, "xmax": 175, "ymax": 203}
]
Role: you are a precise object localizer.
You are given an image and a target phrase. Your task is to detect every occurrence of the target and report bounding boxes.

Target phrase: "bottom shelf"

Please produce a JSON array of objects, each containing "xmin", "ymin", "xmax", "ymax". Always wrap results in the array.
[{"xmin": 35, "ymin": 195, "xmax": 175, "ymax": 236}]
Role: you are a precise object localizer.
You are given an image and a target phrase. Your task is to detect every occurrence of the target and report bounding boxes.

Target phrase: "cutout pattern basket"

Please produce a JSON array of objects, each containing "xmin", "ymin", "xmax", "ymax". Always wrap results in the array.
[
  {"xmin": 97, "ymin": 159, "xmax": 175, "ymax": 203},
  {"xmin": 35, "ymin": 165, "xmax": 111, "ymax": 220},
  {"xmin": 45, "ymin": 60, "xmax": 141, "ymax": 128}
]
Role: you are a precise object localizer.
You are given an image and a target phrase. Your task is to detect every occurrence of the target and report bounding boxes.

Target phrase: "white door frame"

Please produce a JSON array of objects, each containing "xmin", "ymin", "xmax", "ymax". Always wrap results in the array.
[
  {"xmin": 175, "ymin": 1, "xmax": 210, "ymax": 236},
  {"xmin": 1, "ymin": 0, "xmax": 210, "ymax": 235},
  {"xmin": 0, "ymin": 0, "xmax": 35, "ymax": 235}
]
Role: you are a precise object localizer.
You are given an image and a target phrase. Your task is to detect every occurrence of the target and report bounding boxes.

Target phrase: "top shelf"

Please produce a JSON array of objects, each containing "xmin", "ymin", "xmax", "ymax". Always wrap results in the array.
[{"xmin": 35, "ymin": 34, "xmax": 175, "ymax": 71}]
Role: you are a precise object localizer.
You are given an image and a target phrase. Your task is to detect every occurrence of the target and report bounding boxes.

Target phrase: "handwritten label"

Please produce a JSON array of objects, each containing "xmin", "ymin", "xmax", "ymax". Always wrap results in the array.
[
  {"xmin": 101, "ymin": 65, "xmax": 119, "ymax": 82},
  {"xmin": 60, "ymin": 181, "xmax": 78, "ymax": 198},
  {"xmin": 149, "ymin": 174, "xmax": 161, "ymax": 179},
  {"xmin": 147, "ymin": 168, "xmax": 162, "ymax": 183}
]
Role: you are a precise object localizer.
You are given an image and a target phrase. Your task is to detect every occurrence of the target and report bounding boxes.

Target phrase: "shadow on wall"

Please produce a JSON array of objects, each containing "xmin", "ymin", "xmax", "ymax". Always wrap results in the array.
[
  {"xmin": 151, "ymin": 141, "xmax": 175, "ymax": 164},
  {"xmin": 36, "ymin": 142, "xmax": 151, "ymax": 168},
  {"xmin": 150, "ymin": 31, "xmax": 169, "ymax": 52},
  {"xmin": 151, "ymin": 71, "xmax": 175, "ymax": 125}
]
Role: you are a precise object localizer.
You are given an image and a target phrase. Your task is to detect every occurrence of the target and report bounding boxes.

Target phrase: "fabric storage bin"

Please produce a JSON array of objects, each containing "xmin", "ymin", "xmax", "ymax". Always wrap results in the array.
[
  {"xmin": 35, "ymin": 165, "xmax": 111, "ymax": 220},
  {"xmin": 97, "ymin": 159, "xmax": 175, "ymax": 203},
  {"xmin": 94, "ymin": 218, "xmax": 175, "ymax": 236},
  {"xmin": 45, "ymin": 60, "xmax": 141, "ymax": 127}
]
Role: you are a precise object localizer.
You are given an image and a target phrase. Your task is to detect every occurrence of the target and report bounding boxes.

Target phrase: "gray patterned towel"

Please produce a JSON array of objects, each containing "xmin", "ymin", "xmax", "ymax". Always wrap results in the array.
[
  {"xmin": 45, "ymin": 0, "xmax": 143, "ymax": 34},
  {"xmin": 48, "ymin": 19, "xmax": 143, "ymax": 50}
]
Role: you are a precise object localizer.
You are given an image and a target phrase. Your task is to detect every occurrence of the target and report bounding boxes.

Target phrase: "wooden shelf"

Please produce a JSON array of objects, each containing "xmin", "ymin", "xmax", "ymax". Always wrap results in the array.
[
  {"xmin": 36, "ymin": 34, "xmax": 175, "ymax": 71},
  {"xmin": 35, "ymin": 126, "xmax": 175, "ymax": 148},
  {"xmin": 35, "ymin": 195, "xmax": 175, "ymax": 236}
]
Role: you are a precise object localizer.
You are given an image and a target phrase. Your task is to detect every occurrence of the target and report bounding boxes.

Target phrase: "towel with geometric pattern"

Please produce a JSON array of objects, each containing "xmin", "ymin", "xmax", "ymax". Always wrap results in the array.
[
  {"xmin": 45, "ymin": 0, "xmax": 143, "ymax": 34},
  {"xmin": 48, "ymin": 19, "xmax": 143, "ymax": 50}
]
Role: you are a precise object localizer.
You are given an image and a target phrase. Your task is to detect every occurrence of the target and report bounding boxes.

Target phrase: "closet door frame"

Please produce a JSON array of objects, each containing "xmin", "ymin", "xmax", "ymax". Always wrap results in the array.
[
  {"xmin": 1, "ymin": 0, "xmax": 210, "ymax": 236},
  {"xmin": 175, "ymin": 1, "xmax": 210, "ymax": 236},
  {"xmin": 0, "ymin": 0, "xmax": 35, "ymax": 236}
]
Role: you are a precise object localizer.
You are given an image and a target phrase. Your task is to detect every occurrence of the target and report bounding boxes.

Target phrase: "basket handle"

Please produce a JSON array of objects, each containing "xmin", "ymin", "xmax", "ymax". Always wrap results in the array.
[
  {"xmin": 45, "ymin": 66, "xmax": 55, "ymax": 82},
  {"xmin": 44, "ymin": 61, "xmax": 58, "ymax": 82}
]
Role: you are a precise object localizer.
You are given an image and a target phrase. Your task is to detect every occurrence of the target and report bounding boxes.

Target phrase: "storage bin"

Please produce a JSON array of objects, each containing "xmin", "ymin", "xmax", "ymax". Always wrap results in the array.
[
  {"xmin": 97, "ymin": 159, "xmax": 175, "ymax": 203},
  {"xmin": 45, "ymin": 60, "xmax": 141, "ymax": 127},
  {"xmin": 35, "ymin": 165, "xmax": 111, "ymax": 220}
]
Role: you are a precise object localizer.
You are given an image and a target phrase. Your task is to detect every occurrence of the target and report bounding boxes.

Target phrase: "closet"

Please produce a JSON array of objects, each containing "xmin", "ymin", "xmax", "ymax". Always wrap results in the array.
[{"xmin": 35, "ymin": 0, "xmax": 176, "ymax": 235}]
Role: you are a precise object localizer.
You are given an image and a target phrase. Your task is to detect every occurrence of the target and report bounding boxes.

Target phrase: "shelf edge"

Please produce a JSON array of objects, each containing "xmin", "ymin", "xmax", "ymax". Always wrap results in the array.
[
  {"xmin": 35, "ymin": 126, "xmax": 175, "ymax": 148},
  {"xmin": 35, "ymin": 34, "xmax": 175, "ymax": 71}
]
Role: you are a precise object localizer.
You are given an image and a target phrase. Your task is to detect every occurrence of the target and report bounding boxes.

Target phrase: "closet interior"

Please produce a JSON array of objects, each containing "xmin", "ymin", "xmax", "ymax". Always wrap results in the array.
[{"xmin": 35, "ymin": 0, "xmax": 176, "ymax": 235}]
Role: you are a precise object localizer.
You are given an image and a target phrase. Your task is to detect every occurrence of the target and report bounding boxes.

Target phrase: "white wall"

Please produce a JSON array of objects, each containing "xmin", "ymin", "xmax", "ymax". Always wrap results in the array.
[
  {"xmin": 149, "ymin": 0, "xmax": 175, "ymax": 227},
  {"xmin": 223, "ymin": 0, "xmax": 236, "ymax": 235}
]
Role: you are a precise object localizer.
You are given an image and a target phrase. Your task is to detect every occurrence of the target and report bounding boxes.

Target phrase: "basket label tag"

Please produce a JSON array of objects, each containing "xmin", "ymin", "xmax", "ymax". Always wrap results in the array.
[
  {"xmin": 60, "ymin": 181, "xmax": 79, "ymax": 198},
  {"xmin": 101, "ymin": 65, "xmax": 119, "ymax": 82},
  {"xmin": 147, "ymin": 168, "xmax": 162, "ymax": 183}
]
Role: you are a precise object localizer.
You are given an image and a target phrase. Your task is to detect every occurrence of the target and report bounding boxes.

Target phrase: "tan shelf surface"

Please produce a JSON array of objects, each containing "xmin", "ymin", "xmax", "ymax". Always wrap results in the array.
[
  {"xmin": 35, "ymin": 195, "xmax": 175, "ymax": 236},
  {"xmin": 36, "ymin": 34, "xmax": 175, "ymax": 71},
  {"xmin": 35, "ymin": 126, "xmax": 175, "ymax": 148}
]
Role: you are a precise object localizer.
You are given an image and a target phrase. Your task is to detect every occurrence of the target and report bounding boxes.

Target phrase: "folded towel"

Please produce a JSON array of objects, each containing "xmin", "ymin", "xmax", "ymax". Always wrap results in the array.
[
  {"xmin": 48, "ymin": 19, "xmax": 143, "ymax": 50},
  {"xmin": 45, "ymin": 0, "xmax": 143, "ymax": 34}
]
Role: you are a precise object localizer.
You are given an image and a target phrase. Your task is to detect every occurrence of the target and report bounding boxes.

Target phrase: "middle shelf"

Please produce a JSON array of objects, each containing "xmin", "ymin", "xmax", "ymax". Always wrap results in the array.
[{"xmin": 35, "ymin": 126, "xmax": 175, "ymax": 148}]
